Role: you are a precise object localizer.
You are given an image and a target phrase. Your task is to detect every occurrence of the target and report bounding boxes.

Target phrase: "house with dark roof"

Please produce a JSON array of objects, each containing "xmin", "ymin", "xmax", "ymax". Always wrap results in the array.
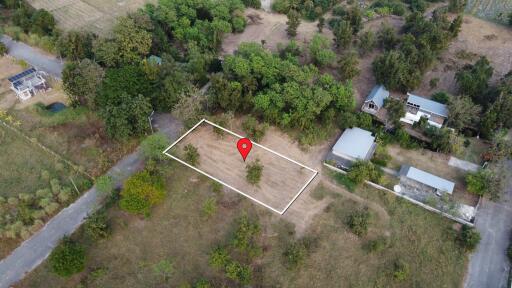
[
  {"xmin": 399, "ymin": 165, "xmax": 455, "ymax": 195},
  {"xmin": 400, "ymin": 93, "xmax": 448, "ymax": 128},
  {"xmin": 362, "ymin": 85, "xmax": 389, "ymax": 115}
]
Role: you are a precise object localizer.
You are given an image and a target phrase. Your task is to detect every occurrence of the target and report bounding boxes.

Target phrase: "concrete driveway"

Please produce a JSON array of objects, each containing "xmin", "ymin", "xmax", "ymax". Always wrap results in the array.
[
  {"xmin": 465, "ymin": 160, "xmax": 512, "ymax": 288},
  {"xmin": 1, "ymin": 35, "xmax": 64, "ymax": 78}
]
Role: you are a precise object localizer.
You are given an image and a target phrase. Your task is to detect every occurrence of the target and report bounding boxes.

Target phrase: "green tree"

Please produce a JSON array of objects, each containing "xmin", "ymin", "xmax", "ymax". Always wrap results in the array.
[
  {"xmin": 112, "ymin": 17, "xmax": 152, "ymax": 65},
  {"xmin": 393, "ymin": 259, "xmax": 409, "ymax": 281},
  {"xmin": 447, "ymin": 96, "xmax": 481, "ymax": 131},
  {"xmin": 358, "ymin": 30, "xmax": 376, "ymax": 56},
  {"xmin": 242, "ymin": 116, "xmax": 267, "ymax": 142},
  {"xmin": 347, "ymin": 161, "xmax": 383, "ymax": 185},
  {"xmin": 119, "ymin": 171, "xmax": 166, "ymax": 215},
  {"xmin": 383, "ymin": 97, "xmax": 405, "ymax": 126},
  {"xmin": 62, "ymin": 59, "xmax": 104, "ymax": 108},
  {"xmin": 448, "ymin": 0, "xmax": 466, "ymax": 13},
  {"xmin": 372, "ymin": 51, "xmax": 409, "ymax": 92},
  {"xmin": 242, "ymin": 0, "xmax": 261, "ymax": 8},
  {"xmin": 225, "ymin": 261, "xmax": 252, "ymax": 284},
  {"xmin": 449, "ymin": 15, "xmax": 463, "ymax": 37},
  {"xmin": 209, "ymin": 247, "xmax": 230, "ymax": 269},
  {"xmin": 317, "ymin": 16, "xmax": 325, "ymax": 32},
  {"xmin": 431, "ymin": 91, "xmax": 450, "ymax": 104},
  {"xmin": 308, "ymin": 34, "xmax": 336, "ymax": 67},
  {"xmin": 286, "ymin": 9, "xmax": 301, "ymax": 38},
  {"xmin": 334, "ymin": 20, "xmax": 352, "ymax": 49},
  {"xmin": 57, "ymin": 31, "xmax": 94, "ymax": 60},
  {"xmin": 246, "ymin": 159, "xmax": 263, "ymax": 185},
  {"xmin": 141, "ymin": 133, "xmax": 170, "ymax": 161},
  {"xmin": 347, "ymin": 6, "xmax": 363, "ymax": 35},
  {"xmin": 338, "ymin": 51, "xmax": 360, "ymax": 81},
  {"xmin": 457, "ymin": 225, "xmax": 481, "ymax": 251},
  {"xmin": 30, "ymin": 9, "xmax": 56, "ymax": 36},
  {"xmin": 153, "ymin": 259, "xmax": 174, "ymax": 283},
  {"xmin": 455, "ymin": 57, "xmax": 494, "ymax": 106},
  {"xmin": 184, "ymin": 144, "xmax": 200, "ymax": 166},
  {"xmin": 283, "ymin": 242, "xmax": 307, "ymax": 269},
  {"xmin": 102, "ymin": 93, "xmax": 152, "ymax": 139},
  {"xmin": 49, "ymin": 237, "xmax": 85, "ymax": 277},
  {"xmin": 377, "ymin": 24, "xmax": 398, "ymax": 50},
  {"xmin": 465, "ymin": 169, "xmax": 501, "ymax": 197}
]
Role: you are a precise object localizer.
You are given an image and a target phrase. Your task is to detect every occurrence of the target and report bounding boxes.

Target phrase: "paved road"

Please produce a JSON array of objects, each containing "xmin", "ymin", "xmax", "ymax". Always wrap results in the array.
[
  {"xmin": 0, "ymin": 114, "xmax": 183, "ymax": 288},
  {"xmin": 465, "ymin": 161, "xmax": 512, "ymax": 288},
  {"xmin": 0, "ymin": 35, "xmax": 64, "ymax": 78}
]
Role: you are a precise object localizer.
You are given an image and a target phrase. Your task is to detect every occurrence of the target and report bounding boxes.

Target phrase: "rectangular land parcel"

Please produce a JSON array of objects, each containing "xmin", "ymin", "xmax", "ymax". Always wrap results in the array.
[{"xmin": 163, "ymin": 120, "xmax": 318, "ymax": 214}]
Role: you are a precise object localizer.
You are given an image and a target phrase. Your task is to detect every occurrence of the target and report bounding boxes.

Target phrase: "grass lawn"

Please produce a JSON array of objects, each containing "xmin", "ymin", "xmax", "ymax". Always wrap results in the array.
[
  {"xmin": 17, "ymin": 160, "xmax": 469, "ymax": 288},
  {"xmin": 10, "ymin": 106, "xmax": 138, "ymax": 177},
  {"xmin": 0, "ymin": 124, "xmax": 88, "ymax": 198}
]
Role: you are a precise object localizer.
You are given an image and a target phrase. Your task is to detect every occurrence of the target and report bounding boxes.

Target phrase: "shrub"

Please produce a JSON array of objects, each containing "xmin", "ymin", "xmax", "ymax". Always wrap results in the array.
[
  {"xmin": 184, "ymin": 144, "xmax": 200, "ymax": 166},
  {"xmin": 242, "ymin": 116, "xmax": 267, "ymax": 142},
  {"xmin": 243, "ymin": 0, "xmax": 261, "ymax": 8},
  {"xmin": 141, "ymin": 133, "xmax": 170, "ymax": 161},
  {"xmin": 84, "ymin": 210, "xmax": 110, "ymax": 241},
  {"xmin": 232, "ymin": 215, "xmax": 261, "ymax": 257},
  {"xmin": 393, "ymin": 259, "xmax": 409, "ymax": 281},
  {"xmin": 245, "ymin": 159, "xmax": 263, "ymax": 185},
  {"xmin": 0, "ymin": 42, "xmax": 7, "ymax": 56},
  {"xmin": 49, "ymin": 237, "xmax": 86, "ymax": 277},
  {"xmin": 346, "ymin": 208, "xmax": 371, "ymax": 236},
  {"xmin": 457, "ymin": 225, "xmax": 481, "ymax": 252},
  {"xmin": 347, "ymin": 161, "xmax": 382, "ymax": 185},
  {"xmin": 225, "ymin": 261, "xmax": 252, "ymax": 284},
  {"xmin": 202, "ymin": 197, "xmax": 217, "ymax": 218},
  {"xmin": 309, "ymin": 34, "xmax": 336, "ymax": 68},
  {"xmin": 283, "ymin": 242, "xmax": 307, "ymax": 269},
  {"xmin": 119, "ymin": 171, "xmax": 166, "ymax": 215},
  {"xmin": 95, "ymin": 175, "xmax": 115, "ymax": 194},
  {"xmin": 209, "ymin": 247, "xmax": 231, "ymax": 269},
  {"xmin": 364, "ymin": 237, "xmax": 388, "ymax": 253}
]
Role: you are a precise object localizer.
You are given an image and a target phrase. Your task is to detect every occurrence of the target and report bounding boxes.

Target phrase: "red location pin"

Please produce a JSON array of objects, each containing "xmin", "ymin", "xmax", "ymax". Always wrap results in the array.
[{"xmin": 237, "ymin": 138, "xmax": 252, "ymax": 161}]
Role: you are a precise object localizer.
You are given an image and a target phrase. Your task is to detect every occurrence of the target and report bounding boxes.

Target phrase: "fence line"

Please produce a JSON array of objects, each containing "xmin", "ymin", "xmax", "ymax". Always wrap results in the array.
[
  {"xmin": 0, "ymin": 119, "xmax": 93, "ymax": 179},
  {"xmin": 323, "ymin": 162, "xmax": 475, "ymax": 227}
]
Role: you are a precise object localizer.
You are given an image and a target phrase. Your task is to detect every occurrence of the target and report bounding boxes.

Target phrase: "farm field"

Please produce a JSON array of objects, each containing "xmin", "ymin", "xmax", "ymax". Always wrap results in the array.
[
  {"xmin": 167, "ymin": 121, "xmax": 318, "ymax": 213},
  {"xmin": 26, "ymin": 0, "xmax": 155, "ymax": 35},
  {"xmin": 16, "ymin": 163, "xmax": 468, "ymax": 287}
]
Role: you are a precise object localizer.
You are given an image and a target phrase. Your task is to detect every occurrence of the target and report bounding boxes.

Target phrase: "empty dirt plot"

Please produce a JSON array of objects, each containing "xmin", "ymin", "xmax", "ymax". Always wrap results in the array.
[
  {"xmin": 164, "ymin": 120, "xmax": 318, "ymax": 214},
  {"xmin": 222, "ymin": 8, "xmax": 334, "ymax": 55}
]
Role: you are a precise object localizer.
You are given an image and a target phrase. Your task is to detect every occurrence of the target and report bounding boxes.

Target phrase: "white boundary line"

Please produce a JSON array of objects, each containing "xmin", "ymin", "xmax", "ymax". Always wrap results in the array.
[{"xmin": 162, "ymin": 118, "xmax": 318, "ymax": 215}]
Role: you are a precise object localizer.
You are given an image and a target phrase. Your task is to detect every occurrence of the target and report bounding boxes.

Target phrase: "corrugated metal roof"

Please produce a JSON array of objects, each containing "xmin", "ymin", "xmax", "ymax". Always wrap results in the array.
[
  {"xmin": 365, "ymin": 85, "xmax": 389, "ymax": 108},
  {"xmin": 332, "ymin": 127, "xmax": 376, "ymax": 160},
  {"xmin": 407, "ymin": 93, "xmax": 449, "ymax": 117},
  {"xmin": 400, "ymin": 165, "xmax": 455, "ymax": 193}
]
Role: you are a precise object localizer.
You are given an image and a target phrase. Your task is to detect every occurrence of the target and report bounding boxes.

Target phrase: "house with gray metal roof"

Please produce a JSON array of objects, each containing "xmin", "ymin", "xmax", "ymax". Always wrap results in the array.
[
  {"xmin": 328, "ymin": 127, "xmax": 377, "ymax": 168},
  {"xmin": 399, "ymin": 165, "xmax": 455, "ymax": 195},
  {"xmin": 400, "ymin": 93, "xmax": 449, "ymax": 128},
  {"xmin": 362, "ymin": 85, "xmax": 389, "ymax": 115}
]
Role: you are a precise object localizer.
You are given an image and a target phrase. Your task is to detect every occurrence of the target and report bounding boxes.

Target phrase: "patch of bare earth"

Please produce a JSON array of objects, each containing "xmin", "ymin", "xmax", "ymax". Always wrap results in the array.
[
  {"xmin": 413, "ymin": 15, "xmax": 512, "ymax": 97},
  {"xmin": 222, "ymin": 8, "xmax": 334, "ymax": 55}
]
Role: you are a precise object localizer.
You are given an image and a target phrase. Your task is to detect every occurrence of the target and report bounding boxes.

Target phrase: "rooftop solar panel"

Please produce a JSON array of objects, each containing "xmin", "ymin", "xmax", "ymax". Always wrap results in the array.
[{"xmin": 8, "ymin": 68, "xmax": 36, "ymax": 83}]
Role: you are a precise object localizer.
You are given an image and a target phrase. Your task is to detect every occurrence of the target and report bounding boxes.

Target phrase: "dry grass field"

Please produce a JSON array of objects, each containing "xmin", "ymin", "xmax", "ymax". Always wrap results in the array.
[
  {"xmin": 413, "ymin": 15, "xmax": 512, "ymax": 97},
  {"xmin": 26, "ymin": 0, "xmax": 155, "ymax": 35},
  {"xmin": 16, "ymin": 164, "xmax": 468, "ymax": 288},
  {"xmin": 169, "ymin": 122, "xmax": 317, "ymax": 213},
  {"xmin": 222, "ymin": 8, "xmax": 334, "ymax": 55}
]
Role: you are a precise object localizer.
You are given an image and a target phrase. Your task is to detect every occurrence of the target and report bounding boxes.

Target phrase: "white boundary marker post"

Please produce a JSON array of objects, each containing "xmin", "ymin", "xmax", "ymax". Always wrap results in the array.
[{"xmin": 162, "ymin": 119, "xmax": 318, "ymax": 215}]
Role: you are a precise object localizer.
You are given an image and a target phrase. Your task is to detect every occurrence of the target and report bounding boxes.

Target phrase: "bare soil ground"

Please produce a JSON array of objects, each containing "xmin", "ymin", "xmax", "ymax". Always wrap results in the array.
[
  {"xmin": 169, "ymin": 122, "xmax": 318, "ymax": 212},
  {"xmin": 413, "ymin": 15, "xmax": 512, "ymax": 97},
  {"xmin": 222, "ymin": 8, "xmax": 334, "ymax": 55},
  {"xmin": 0, "ymin": 57, "xmax": 25, "ymax": 110},
  {"xmin": 386, "ymin": 144, "xmax": 479, "ymax": 205},
  {"xmin": 26, "ymin": 0, "xmax": 155, "ymax": 35}
]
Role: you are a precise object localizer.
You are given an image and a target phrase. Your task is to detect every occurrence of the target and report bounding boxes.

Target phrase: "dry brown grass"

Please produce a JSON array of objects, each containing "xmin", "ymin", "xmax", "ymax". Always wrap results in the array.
[{"xmin": 169, "ymin": 122, "xmax": 317, "ymax": 212}]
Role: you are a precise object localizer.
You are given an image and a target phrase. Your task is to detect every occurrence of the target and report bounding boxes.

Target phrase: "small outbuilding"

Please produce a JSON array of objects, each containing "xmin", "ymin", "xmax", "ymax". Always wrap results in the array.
[
  {"xmin": 362, "ymin": 85, "xmax": 389, "ymax": 115},
  {"xmin": 8, "ymin": 67, "xmax": 48, "ymax": 101},
  {"xmin": 399, "ymin": 165, "xmax": 455, "ymax": 195},
  {"xmin": 331, "ymin": 127, "xmax": 377, "ymax": 166}
]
